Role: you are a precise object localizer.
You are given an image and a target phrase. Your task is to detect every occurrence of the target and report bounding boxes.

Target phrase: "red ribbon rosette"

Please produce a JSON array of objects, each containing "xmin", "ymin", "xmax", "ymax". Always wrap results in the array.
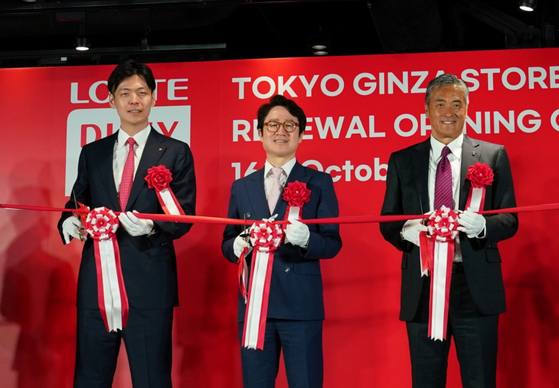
[
  {"xmin": 419, "ymin": 207, "xmax": 460, "ymax": 341},
  {"xmin": 145, "ymin": 165, "xmax": 173, "ymax": 191},
  {"xmin": 427, "ymin": 207, "xmax": 460, "ymax": 242},
  {"xmin": 85, "ymin": 207, "xmax": 119, "ymax": 241},
  {"xmin": 282, "ymin": 180, "xmax": 311, "ymax": 225},
  {"xmin": 85, "ymin": 207, "xmax": 129, "ymax": 332},
  {"xmin": 145, "ymin": 165, "xmax": 184, "ymax": 215},
  {"xmin": 465, "ymin": 162, "xmax": 493, "ymax": 211},
  {"xmin": 466, "ymin": 162, "xmax": 494, "ymax": 188},
  {"xmin": 241, "ymin": 219, "xmax": 283, "ymax": 350},
  {"xmin": 282, "ymin": 181, "xmax": 311, "ymax": 208}
]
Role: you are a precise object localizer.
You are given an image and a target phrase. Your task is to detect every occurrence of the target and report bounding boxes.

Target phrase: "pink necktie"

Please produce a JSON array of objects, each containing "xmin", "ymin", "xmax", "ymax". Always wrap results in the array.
[
  {"xmin": 119, "ymin": 137, "xmax": 136, "ymax": 211},
  {"xmin": 268, "ymin": 167, "xmax": 283, "ymax": 214},
  {"xmin": 434, "ymin": 146, "xmax": 453, "ymax": 210}
]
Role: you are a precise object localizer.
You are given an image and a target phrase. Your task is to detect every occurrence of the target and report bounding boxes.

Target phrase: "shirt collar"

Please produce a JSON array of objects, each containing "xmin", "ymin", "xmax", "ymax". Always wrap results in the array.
[
  {"xmin": 265, "ymin": 157, "xmax": 296, "ymax": 178},
  {"xmin": 117, "ymin": 125, "xmax": 151, "ymax": 149},
  {"xmin": 430, "ymin": 133, "xmax": 464, "ymax": 161}
]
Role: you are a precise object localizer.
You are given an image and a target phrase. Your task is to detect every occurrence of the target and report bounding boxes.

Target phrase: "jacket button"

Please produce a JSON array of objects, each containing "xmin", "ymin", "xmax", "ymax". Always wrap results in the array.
[{"xmin": 284, "ymin": 267, "xmax": 291, "ymax": 273}]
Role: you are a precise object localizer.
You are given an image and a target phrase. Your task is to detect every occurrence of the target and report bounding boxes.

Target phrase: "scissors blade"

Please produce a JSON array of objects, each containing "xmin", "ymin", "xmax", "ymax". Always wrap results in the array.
[
  {"xmin": 240, "ymin": 213, "xmax": 250, "ymax": 240},
  {"xmin": 72, "ymin": 190, "xmax": 86, "ymax": 241}
]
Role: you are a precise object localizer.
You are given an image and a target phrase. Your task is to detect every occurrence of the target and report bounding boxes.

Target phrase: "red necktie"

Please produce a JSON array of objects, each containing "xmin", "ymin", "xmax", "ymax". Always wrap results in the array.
[
  {"xmin": 119, "ymin": 137, "xmax": 136, "ymax": 211},
  {"xmin": 267, "ymin": 167, "xmax": 283, "ymax": 214},
  {"xmin": 434, "ymin": 146, "xmax": 453, "ymax": 210}
]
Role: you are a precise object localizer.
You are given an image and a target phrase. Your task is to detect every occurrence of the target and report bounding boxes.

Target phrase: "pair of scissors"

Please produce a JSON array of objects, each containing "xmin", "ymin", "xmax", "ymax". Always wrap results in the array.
[{"xmin": 72, "ymin": 191, "xmax": 88, "ymax": 241}]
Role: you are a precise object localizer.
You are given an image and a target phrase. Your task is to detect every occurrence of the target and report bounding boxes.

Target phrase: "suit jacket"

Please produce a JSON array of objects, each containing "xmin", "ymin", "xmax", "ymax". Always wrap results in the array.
[
  {"xmin": 380, "ymin": 135, "xmax": 518, "ymax": 321},
  {"xmin": 58, "ymin": 127, "xmax": 196, "ymax": 310},
  {"xmin": 222, "ymin": 162, "xmax": 342, "ymax": 322}
]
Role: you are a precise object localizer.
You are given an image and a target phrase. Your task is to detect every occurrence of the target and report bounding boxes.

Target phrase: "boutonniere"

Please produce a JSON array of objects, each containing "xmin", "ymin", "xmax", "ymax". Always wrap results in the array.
[
  {"xmin": 465, "ymin": 162, "xmax": 493, "ymax": 211},
  {"xmin": 282, "ymin": 181, "xmax": 311, "ymax": 207},
  {"xmin": 145, "ymin": 166, "xmax": 184, "ymax": 215},
  {"xmin": 466, "ymin": 162, "xmax": 494, "ymax": 188}
]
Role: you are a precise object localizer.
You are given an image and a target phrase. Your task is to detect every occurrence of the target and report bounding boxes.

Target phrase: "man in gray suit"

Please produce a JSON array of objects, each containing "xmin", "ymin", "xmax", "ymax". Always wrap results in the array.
[{"xmin": 380, "ymin": 73, "xmax": 518, "ymax": 388}]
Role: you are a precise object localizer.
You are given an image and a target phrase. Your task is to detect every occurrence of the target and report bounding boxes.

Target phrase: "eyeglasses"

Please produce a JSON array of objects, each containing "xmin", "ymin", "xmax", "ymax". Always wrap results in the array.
[{"xmin": 264, "ymin": 121, "xmax": 299, "ymax": 133}]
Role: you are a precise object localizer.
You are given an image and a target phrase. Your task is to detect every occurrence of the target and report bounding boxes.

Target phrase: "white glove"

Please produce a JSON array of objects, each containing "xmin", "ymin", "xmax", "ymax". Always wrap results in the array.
[
  {"xmin": 118, "ymin": 211, "xmax": 154, "ymax": 237},
  {"xmin": 401, "ymin": 218, "xmax": 428, "ymax": 247},
  {"xmin": 284, "ymin": 219, "xmax": 310, "ymax": 248},
  {"xmin": 233, "ymin": 229, "xmax": 252, "ymax": 258},
  {"xmin": 457, "ymin": 210, "xmax": 486, "ymax": 238},
  {"xmin": 62, "ymin": 216, "xmax": 86, "ymax": 244}
]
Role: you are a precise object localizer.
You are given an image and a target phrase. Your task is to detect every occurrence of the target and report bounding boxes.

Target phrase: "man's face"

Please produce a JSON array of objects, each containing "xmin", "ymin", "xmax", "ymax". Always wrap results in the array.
[
  {"xmin": 109, "ymin": 75, "xmax": 155, "ymax": 134},
  {"xmin": 425, "ymin": 84, "xmax": 468, "ymax": 145},
  {"xmin": 259, "ymin": 106, "xmax": 303, "ymax": 162}
]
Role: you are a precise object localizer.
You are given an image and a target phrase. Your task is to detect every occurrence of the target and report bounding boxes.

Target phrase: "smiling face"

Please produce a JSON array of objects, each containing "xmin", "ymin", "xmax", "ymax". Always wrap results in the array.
[
  {"xmin": 109, "ymin": 75, "xmax": 155, "ymax": 136},
  {"xmin": 259, "ymin": 106, "xmax": 303, "ymax": 166},
  {"xmin": 425, "ymin": 84, "xmax": 468, "ymax": 145}
]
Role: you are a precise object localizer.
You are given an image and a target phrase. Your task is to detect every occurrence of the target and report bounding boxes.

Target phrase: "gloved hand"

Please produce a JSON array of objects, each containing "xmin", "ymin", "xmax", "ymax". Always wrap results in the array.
[
  {"xmin": 284, "ymin": 219, "xmax": 310, "ymax": 248},
  {"xmin": 62, "ymin": 215, "xmax": 86, "ymax": 244},
  {"xmin": 233, "ymin": 229, "xmax": 252, "ymax": 258},
  {"xmin": 118, "ymin": 211, "xmax": 154, "ymax": 236},
  {"xmin": 401, "ymin": 218, "xmax": 428, "ymax": 247},
  {"xmin": 457, "ymin": 210, "xmax": 486, "ymax": 238}
]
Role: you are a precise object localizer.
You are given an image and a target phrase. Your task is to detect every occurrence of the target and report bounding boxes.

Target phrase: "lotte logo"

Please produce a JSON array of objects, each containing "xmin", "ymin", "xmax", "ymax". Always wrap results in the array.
[{"xmin": 64, "ymin": 106, "xmax": 191, "ymax": 196}]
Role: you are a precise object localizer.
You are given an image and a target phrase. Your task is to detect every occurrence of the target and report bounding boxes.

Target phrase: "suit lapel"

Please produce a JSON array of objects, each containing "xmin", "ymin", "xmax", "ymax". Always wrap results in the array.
[
  {"xmin": 247, "ymin": 168, "xmax": 269, "ymax": 219},
  {"xmin": 459, "ymin": 135, "xmax": 481, "ymax": 209},
  {"xmin": 126, "ymin": 128, "xmax": 166, "ymax": 211},
  {"xmin": 412, "ymin": 139, "xmax": 431, "ymax": 213},
  {"xmin": 97, "ymin": 133, "xmax": 120, "ymax": 211}
]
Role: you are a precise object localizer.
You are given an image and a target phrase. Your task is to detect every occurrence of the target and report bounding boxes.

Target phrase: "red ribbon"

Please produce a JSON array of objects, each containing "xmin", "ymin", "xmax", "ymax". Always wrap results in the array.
[{"xmin": 1, "ymin": 202, "xmax": 558, "ymax": 225}]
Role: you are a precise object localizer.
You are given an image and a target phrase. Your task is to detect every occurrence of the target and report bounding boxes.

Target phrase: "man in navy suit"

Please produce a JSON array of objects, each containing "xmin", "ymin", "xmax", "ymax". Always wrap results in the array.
[
  {"xmin": 380, "ymin": 74, "xmax": 518, "ymax": 388},
  {"xmin": 58, "ymin": 60, "xmax": 196, "ymax": 388},
  {"xmin": 222, "ymin": 95, "xmax": 342, "ymax": 388}
]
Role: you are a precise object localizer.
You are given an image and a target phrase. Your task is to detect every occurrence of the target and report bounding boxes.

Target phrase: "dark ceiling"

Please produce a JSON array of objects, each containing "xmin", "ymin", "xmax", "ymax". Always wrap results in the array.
[{"xmin": 0, "ymin": 0, "xmax": 556, "ymax": 68}]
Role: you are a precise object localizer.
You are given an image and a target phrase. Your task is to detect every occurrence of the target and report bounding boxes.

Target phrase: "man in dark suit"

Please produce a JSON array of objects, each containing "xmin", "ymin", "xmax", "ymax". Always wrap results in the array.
[
  {"xmin": 380, "ymin": 73, "xmax": 518, "ymax": 388},
  {"xmin": 222, "ymin": 95, "xmax": 342, "ymax": 388},
  {"xmin": 58, "ymin": 60, "xmax": 196, "ymax": 388}
]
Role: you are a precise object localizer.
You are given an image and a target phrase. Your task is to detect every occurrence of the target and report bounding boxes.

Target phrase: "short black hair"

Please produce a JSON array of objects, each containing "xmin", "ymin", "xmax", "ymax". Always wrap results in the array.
[
  {"xmin": 257, "ymin": 95, "xmax": 307, "ymax": 136},
  {"xmin": 107, "ymin": 59, "xmax": 156, "ymax": 95},
  {"xmin": 425, "ymin": 73, "xmax": 469, "ymax": 106}
]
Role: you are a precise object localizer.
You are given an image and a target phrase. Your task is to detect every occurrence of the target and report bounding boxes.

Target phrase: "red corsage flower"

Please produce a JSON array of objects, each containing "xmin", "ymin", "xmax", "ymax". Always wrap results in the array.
[
  {"xmin": 466, "ymin": 162, "xmax": 494, "ymax": 188},
  {"xmin": 85, "ymin": 207, "xmax": 119, "ymax": 241},
  {"xmin": 282, "ymin": 181, "xmax": 311, "ymax": 207},
  {"xmin": 250, "ymin": 220, "xmax": 283, "ymax": 253},
  {"xmin": 427, "ymin": 207, "xmax": 460, "ymax": 243},
  {"xmin": 145, "ymin": 165, "xmax": 173, "ymax": 192}
]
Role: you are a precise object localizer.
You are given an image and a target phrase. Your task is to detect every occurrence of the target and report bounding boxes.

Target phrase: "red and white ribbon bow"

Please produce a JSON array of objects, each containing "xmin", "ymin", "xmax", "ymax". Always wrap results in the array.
[
  {"xmin": 420, "ymin": 206, "xmax": 460, "ymax": 341},
  {"xmin": 241, "ymin": 218, "xmax": 283, "ymax": 350},
  {"xmin": 145, "ymin": 165, "xmax": 185, "ymax": 215},
  {"xmin": 85, "ymin": 207, "xmax": 129, "ymax": 332},
  {"xmin": 465, "ymin": 162, "xmax": 494, "ymax": 212}
]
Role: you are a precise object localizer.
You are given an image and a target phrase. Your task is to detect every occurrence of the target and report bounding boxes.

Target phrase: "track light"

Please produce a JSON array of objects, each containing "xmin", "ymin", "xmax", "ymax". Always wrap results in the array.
[
  {"xmin": 519, "ymin": 0, "xmax": 537, "ymax": 12},
  {"xmin": 75, "ymin": 22, "xmax": 90, "ymax": 51},
  {"xmin": 75, "ymin": 36, "xmax": 90, "ymax": 51}
]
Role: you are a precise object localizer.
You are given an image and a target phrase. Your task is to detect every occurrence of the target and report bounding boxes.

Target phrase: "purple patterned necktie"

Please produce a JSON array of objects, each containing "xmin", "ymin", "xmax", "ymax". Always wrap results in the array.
[{"xmin": 434, "ymin": 146, "xmax": 453, "ymax": 210}]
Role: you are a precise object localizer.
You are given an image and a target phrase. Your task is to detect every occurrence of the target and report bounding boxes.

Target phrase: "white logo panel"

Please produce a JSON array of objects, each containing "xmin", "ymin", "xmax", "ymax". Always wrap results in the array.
[{"xmin": 65, "ymin": 106, "xmax": 191, "ymax": 196}]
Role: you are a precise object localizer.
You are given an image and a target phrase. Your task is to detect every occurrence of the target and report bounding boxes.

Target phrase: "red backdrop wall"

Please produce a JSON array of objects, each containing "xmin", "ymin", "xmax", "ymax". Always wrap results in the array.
[{"xmin": 0, "ymin": 48, "xmax": 558, "ymax": 387}]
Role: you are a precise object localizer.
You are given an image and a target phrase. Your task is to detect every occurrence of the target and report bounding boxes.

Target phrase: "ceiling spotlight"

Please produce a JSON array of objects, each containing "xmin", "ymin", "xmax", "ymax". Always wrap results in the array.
[
  {"xmin": 314, "ymin": 50, "xmax": 328, "ymax": 56},
  {"xmin": 75, "ymin": 36, "xmax": 90, "ymax": 51},
  {"xmin": 519, "ymin": 0, "xmax": 537, "ymax": 11},
  {"xmin": 75, "ymin": 22, "xmax": 90, "ymax": 51},
  {"xmin": 312, "ymin": 44, "xmax": 327, "ymax": 50}
]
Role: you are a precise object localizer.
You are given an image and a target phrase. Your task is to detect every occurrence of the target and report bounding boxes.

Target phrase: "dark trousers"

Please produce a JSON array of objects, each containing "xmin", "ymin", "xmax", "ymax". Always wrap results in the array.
[
  {"xmin": 74, "ymin": 307, "xmax": 174, "ymax": 388},
  {"xmin": 239, "ymin": 319, "xmax": 323, "ymax": 388},
  {"xmin": 406, "ymin": 264, "xmax": 499, "ymax": 388}
]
